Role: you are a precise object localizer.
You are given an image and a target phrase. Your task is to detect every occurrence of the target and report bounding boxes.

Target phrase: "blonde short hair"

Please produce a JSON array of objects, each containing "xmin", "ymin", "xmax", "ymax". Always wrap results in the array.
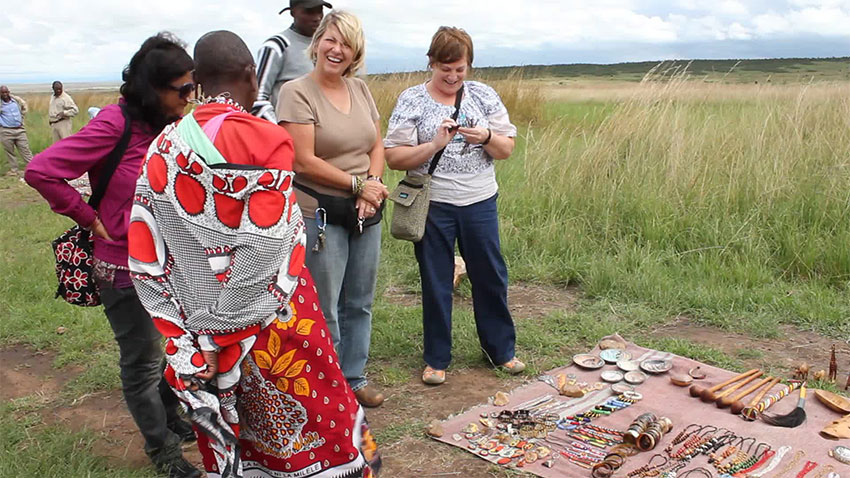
[{"xmin": 309, "ymin": 10, "xmax": 366, "ymax": 77}]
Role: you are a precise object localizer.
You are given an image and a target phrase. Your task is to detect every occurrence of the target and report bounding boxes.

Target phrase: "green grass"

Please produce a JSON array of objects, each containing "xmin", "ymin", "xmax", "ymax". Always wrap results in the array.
[
  {"xmin": 0, "ymin": 403, "xmax": 156, "ymax": 478},
  {"xmin": 4, "ymin": 69, "xmax": 850, "ymax": 475}
]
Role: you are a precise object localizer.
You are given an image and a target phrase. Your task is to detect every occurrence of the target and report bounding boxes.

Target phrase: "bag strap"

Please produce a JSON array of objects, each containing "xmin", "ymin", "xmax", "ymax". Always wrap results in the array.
[
  {"xmin": 427, "ymin": 85, "xmax": 464, "ymax": 176},
  {"xmin": 88, "ymin": 104, "xmax": 132, "ymax": 209}
]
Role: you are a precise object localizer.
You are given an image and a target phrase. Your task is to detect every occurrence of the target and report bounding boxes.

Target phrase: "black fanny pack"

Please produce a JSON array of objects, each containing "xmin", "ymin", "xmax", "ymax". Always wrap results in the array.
[{"xmin": 295, "ymin": 183, "xmax": 384, "ymax": 233}]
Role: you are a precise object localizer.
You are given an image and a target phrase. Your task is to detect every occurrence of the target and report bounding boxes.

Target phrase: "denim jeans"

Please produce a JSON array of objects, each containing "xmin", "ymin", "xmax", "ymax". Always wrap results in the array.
[
  {"xmin": 304, "ymin": 218, "xmax": 381, "ymax": 391},
  {"xmin": 98, "ymin": 284, "xmax": 182, "ymax": 460},
  {"xmin": 414, "ymin": 194, "xmax": 516, "ymax": 370}
]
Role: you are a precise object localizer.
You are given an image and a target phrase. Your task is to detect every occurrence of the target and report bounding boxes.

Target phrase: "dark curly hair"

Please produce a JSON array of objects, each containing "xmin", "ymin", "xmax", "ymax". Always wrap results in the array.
[{"xmin": 120, "ymin": 32, "xmax": 194, "ymax": 131}]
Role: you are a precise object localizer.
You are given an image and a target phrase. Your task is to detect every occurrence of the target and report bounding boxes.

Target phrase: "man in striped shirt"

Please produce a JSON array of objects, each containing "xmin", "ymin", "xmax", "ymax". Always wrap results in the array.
[{"xmin": 251, "ymin": 0, "xmax": 332, "ymax": 123}]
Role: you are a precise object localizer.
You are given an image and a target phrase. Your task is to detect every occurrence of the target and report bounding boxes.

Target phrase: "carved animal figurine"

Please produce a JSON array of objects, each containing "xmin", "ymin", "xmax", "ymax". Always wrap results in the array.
[
  {"xmin": 830, "ymin": 345, "xmax": 838, "ymax": 382},
  {"xmin": 794, "ymin": 362, "xmax": 810, "ymax": 381},
  {"xmin": 814, "ymin": 370, "xmax": 827, "ymax": 381}
]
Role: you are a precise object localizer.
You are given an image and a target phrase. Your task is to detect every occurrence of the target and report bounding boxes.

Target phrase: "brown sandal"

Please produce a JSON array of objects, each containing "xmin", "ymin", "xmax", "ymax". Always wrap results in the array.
[
  {"xmin": 422, "ymin": 366, "xmax": 446, "ymax": 385},
  {"xmin": 499, "ymin": 357, "xmax": 526, "ymax": 375}
]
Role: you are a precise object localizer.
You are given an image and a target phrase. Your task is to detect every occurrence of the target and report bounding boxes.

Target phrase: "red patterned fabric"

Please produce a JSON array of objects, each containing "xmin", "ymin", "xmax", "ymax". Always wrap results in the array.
[
  {"xmin": 52, "ymin": 226, "xmax": 99, "ymax": 306},
  {"xmin": 129, "ymin": 101, "xmax": 379, "ymax": 478}
]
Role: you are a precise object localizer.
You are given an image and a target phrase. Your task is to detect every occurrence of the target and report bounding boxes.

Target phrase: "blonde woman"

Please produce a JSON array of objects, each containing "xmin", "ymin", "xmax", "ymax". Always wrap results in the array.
[{"xmin": 278, "ymin": 11, "xmax": 388, "ymax": 407}]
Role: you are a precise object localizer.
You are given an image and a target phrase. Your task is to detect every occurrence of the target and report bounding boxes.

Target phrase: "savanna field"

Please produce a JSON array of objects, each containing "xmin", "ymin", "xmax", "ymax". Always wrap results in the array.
[{"xmin": 2, "ymin": 59, "xmax": 850, "ymax": 476}]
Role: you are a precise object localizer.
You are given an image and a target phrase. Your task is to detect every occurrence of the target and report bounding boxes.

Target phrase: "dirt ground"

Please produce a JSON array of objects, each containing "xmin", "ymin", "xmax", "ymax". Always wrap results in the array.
[{"xmin": 3, "ymin": 284, "xmax": 847, "ymax": 477}]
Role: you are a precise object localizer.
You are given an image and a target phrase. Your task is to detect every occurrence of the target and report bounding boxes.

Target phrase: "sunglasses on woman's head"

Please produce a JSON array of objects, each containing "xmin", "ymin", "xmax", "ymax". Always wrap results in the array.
[{"xmin": 167, "ymin": 81, "xmax": 195, "ymax": 99}]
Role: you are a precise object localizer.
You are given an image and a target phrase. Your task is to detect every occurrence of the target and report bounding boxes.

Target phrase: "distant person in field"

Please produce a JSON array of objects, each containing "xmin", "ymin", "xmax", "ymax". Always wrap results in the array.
[
  {"xmin": 251, "ymin": 0, "xmax": 332, "ymax": 122},
  {"xmin": 384, "ymin": 27, "xmax": 522, "ymax": 385},
  {"xmin": 129, "ymin": 30, "xmax": 381, "ymax": 478},
  {"xmin": 49, "ymin": 81, "xmax": 79, "ymax": 142},
  {"xmin": 25, "ymin": 33, "xmax": 200, "ymax": 478},
  {"xmin": 278, "ymin": 10, "xmax": 389, "ymax": 408},
  {"xmin": 0, "ymin": 85, "xmax": 33, "ymax": 179}
]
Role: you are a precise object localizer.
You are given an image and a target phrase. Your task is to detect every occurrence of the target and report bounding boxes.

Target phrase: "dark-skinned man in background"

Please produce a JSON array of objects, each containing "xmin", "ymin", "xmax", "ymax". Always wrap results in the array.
[
  {"xmin": 251, "ymin": 0, "xmax": 332, "ymax": 123},
  {"xmin": 48, "ymin": 81, "xmax": 79, "ymax": 142}
]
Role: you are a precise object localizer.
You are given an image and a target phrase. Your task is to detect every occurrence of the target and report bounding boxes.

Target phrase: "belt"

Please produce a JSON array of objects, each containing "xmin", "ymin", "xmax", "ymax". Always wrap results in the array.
[{"xmin": 0, "ymin": 125, "xmax": 23, "ymax": 129}]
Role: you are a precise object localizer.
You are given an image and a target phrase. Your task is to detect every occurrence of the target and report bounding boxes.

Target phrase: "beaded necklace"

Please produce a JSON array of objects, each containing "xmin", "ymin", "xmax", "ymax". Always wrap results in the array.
[
  {"xmin": 733, "ymin": 443, "xmax": 773, "ymax": 476},
  {"xmin": 202, "ymin": 93, "xmax": 247, "ymax": 112},
  {"xmin": 773, "ymin": 450, "xmax": 806, "ymax": 478},
  {"xmin": 749, "ymin": 446, "xmax": 791, "ymax": 477}
]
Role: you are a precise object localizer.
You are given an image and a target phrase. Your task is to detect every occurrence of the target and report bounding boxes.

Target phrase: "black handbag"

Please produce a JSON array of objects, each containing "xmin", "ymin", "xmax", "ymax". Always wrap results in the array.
[
  {"xmin": 294, "ymin": 183, "xmax": 384, "ymax": 233},
  {"xmin": 51, "ymin": 105, "xmax": 131, "ymax": 306}
]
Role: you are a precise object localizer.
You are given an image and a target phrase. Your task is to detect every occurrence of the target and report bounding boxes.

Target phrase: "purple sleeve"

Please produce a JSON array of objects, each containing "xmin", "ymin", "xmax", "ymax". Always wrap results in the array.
[{"xmin": 24, "ymin": 104, "xmax": 124, "ymax": 228}]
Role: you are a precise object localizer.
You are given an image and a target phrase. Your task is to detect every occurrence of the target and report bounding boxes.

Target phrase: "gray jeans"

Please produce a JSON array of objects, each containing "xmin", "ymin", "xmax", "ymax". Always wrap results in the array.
[
  {"xmin": 304, "ymin": 218, "xmax": 381, "ymax": 391},
  {"xmin": 98, "ymin": 284, "xmax": 182, "ymax": 462},
  {"xmin": 0, "ymin": 126, "xmax": 33, "ymax": 173}
]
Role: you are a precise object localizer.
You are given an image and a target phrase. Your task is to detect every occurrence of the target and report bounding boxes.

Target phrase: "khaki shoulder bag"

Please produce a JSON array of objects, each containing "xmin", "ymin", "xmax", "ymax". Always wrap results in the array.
[{"xmin": 389, "ymin": 86, "xmax": 463, "ymax": 242}]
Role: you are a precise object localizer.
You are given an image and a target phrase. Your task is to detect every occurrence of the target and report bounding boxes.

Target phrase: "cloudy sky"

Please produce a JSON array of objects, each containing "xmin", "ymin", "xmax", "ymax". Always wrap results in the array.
[{"xmin": 2, "ymin": 0, "xmax": 848, "ymax": 84}]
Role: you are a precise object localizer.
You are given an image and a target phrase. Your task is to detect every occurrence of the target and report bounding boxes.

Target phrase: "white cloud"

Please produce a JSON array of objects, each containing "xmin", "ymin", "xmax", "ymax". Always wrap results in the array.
[
  {"xmin": 718, "ymin": 0, "xmax": 750, "ymax": 16},
  {"xmin": 0, "ymin": 0, "xmax": 848, "ymax": 82}
]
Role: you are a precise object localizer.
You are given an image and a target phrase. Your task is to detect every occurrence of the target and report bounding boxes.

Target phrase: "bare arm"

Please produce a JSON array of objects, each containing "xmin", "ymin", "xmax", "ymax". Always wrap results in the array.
[
  {"xmin": 282, "ymin": 121, "xmax": 386, "ymax": 208},
  {"xmin": 385, "ymin": 118, "xmax": 456, "ymax": 171},
  {"xmin": 367, "ymin": 119, "xmax": 386, "ymax": 178},
  {"xmin": 458, "ymin": 126, "xmax": 515, "ymax": 160},
  {"xmin": 357, "ymin": 120, "xmax": 389, "ymax": 218}
]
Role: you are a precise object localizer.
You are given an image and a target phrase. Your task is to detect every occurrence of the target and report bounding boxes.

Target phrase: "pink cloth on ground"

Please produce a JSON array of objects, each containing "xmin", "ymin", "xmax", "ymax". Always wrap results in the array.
[{"xmin": 434, "ymin": 342, "xmax": 848, "ymax": 478}]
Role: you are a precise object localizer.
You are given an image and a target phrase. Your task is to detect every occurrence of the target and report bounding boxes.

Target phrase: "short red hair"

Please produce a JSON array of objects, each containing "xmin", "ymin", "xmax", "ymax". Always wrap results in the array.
[{"xmin": 427, "ymin": 27, "xmax": 474, "ymax": 67}]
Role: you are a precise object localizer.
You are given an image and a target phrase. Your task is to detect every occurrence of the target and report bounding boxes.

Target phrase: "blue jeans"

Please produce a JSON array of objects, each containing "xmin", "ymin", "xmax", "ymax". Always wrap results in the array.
[
  {"xmin": 304, "ymin": 218, "xmax": 381, "ymax": 391},
  {"xmin": 414, "ymin": 194, "xmax": 516, "ymax": 370}
]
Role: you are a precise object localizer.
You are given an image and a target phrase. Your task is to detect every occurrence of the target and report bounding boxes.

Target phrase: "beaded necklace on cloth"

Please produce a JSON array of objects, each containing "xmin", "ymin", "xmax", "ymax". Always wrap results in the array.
[{"xmin": 202, "ymin": 94, "xmax": 246, "ymax": 112}]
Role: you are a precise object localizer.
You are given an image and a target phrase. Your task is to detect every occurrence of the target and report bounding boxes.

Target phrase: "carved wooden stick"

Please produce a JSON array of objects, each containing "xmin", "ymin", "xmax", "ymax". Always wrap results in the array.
[
  {"xmin": 690, "ymin": 368, "xmax": 759, "ymax": 399},
  {"xmin": 741, "ymin": 381, "xmax": 802, "ymax": 421},
  {"xmin": 719, "ymin": 376, "xmax": 773, "ymax": 409}
]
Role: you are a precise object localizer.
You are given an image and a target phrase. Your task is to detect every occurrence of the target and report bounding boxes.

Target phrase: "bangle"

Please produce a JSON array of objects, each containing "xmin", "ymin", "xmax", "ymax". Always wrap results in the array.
[
  {"xmin": 482, "ymin": 128, "xmax": 492, "ymax": 145},
  {"xmin": 366, "ymin": 175, "xmax": 383, "ymax": 184},
  {"xmin": 351, "ymin": 175, "xmax": 364, "ymax": 195}
]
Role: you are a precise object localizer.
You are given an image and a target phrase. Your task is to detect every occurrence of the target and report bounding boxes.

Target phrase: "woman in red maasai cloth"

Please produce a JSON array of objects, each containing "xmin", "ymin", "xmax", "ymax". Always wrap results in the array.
[{"xmin": 128, "ymin": 30, "xmax": 380, "ymax": 478}]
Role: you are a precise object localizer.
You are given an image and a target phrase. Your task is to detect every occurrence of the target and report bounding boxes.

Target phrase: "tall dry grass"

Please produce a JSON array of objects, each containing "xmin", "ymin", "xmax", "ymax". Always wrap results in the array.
[
  {"xmin": 1, "ymin": 91, "xmax": 119, "ymax": 158},
  {"xmin": 366, "ymin": 69, "xmax": 544, "ymax": 124},
  {"xmin": 372, "ymin": 71, "xmax": 850, "ymax": 336},
  {"xmin": 7, "ymin": 73, "xmax": 850, "ymax": 336}
]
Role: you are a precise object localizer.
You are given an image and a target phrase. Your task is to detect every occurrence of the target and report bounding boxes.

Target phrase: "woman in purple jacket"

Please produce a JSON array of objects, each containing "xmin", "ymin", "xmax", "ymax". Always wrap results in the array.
[{"xmin": 25, "ymin": 33, "xmax": 199, "ymax": 478}]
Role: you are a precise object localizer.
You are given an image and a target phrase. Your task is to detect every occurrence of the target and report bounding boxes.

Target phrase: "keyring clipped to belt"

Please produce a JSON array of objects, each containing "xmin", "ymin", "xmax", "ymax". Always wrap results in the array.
[{"xmin": 313, "ymin": 207, "xmax": 327, "ymax": 252}]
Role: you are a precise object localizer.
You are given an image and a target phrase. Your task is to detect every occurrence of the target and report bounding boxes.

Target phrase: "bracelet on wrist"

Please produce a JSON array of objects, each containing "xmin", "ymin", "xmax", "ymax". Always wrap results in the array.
[
  {"xmin": 351, "ymin": 175, "xmax": 365, "ymax": 195},
  {"xmin": 481, "ymin": 128, "xmax": 492, "ymax": 145},
  {"xmin": 366, "ymin": 175, "xmax": 383, "ymax": 184}
]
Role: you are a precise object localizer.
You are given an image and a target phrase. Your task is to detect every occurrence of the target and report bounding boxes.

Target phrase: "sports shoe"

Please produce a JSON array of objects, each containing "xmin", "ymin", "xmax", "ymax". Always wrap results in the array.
[
  {"xmin": 156, "ymin": 456, "xmax": 202, "ymax": 478},
  {"xmin": 149, "ymin": 434, "xmax": 201, "ymax": 478},
  {"xmin": 499, "ymin": 357, "xmax": 526, "ymax": 375},
  {"xmin": 354, "ymin": 385, "xmax": 385, "ymax": 407}
]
